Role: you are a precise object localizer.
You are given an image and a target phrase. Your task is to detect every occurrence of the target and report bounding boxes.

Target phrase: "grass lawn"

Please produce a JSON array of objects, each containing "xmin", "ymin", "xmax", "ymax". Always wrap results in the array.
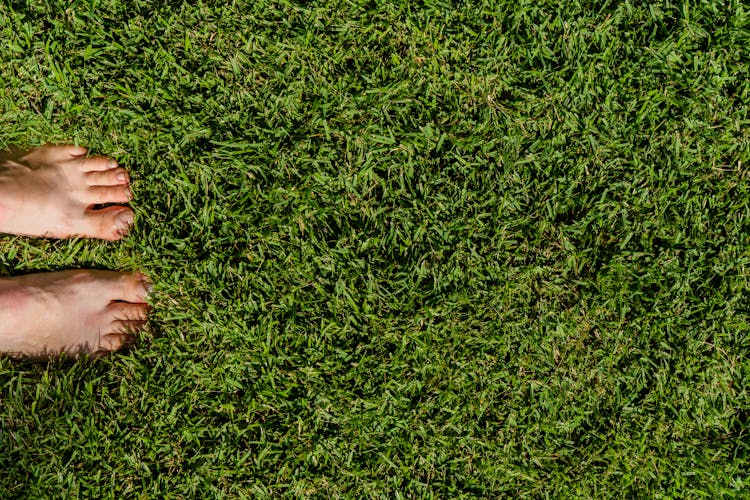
[{"xmin": 1, "ymin": 0, "xmax": 750, "ymax": 496}]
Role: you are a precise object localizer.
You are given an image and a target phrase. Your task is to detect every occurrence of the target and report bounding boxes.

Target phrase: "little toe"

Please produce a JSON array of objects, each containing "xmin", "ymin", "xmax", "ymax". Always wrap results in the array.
[
  {"xmin": 113, "ymin": 318, "xmax": 147, "ymax": 332},
  {"xmin": 70, "ymin": 155, "xmax": 118, "ymax": 172},
  {"xmin": 84, "ymin": 184, "xmax": 132, "ymax": 204},
  {"xmin": 98, "ymin": 332, "xmax": 136, "ymax": 353},
  {"xmin": 85, "ymin": 206, "xmax": 134, "ymax": 240},
  {"xmin": 86, "ymin": 167, "xmax": 129, "ymax": 186}
]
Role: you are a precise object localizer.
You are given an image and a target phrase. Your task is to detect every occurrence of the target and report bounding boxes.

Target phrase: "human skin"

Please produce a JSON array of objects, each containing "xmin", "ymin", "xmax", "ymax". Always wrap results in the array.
[
  {"xmin": 0, "ymin": 144, "xmax": 150, "ymax": 358},
  {"xmin": 0, "ymin": 270, "xmax": 150, "ymax": 358},
  {"xmin": 0, "ymin": 144, "xmax": 134, "ymax": 240}
]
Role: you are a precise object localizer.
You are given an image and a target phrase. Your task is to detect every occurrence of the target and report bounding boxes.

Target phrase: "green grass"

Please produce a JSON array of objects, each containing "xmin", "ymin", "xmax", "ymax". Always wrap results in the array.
[{"xmin": 1, "ymin": 0, "xmax": 750, "ymax": 496}]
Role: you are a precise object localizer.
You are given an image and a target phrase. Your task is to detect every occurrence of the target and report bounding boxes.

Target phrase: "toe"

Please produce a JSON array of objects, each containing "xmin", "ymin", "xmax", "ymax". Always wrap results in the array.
[
  {"xmin": 98, "ymin": 332, "xmax": 136, "ymax": 353},
  {"xmin": 43, "ymin": 144, "xmax": 88, "ymax": 159},
  {"xmin": 86, "ymin": 167, "xmax": 129, "ymax": 186},
  {"xmin": 111, "ymin": 319, "xmax": 148, "ymax": 334},
  {"xmin": 70, "ymin": 155, "xmax": 118, "ymax": 172},
  {"xmin": 74, "ymin": 269, "xmax": 150, "ymax": 303},
  {"xmin": 108, "ymin": 302, "xmax": 150, "ymax": 321},
  {"xmin": 84, "ymin": 184, "xmax": 132, "ymax": 204},
  {"xmin": 85, "ymin": 206, "xmax": 134, "ymax": 240},
  {"xmin": 116, "ymin": 273, "xmax": 151, "ymax": 303}
]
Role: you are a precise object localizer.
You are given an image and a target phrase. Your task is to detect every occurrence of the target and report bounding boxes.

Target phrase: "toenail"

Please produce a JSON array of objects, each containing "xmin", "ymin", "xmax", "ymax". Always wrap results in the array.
[
  {"xmin": 114, "ymin": 211, "xmax": 134, "ymax": 234},
  {"xmin": 108, "ymin": 158, "xmax": 117, "ymax": 168},
  {"xmin": 116, "ymin": 171, "xmax": 127, "ymax": 183}
]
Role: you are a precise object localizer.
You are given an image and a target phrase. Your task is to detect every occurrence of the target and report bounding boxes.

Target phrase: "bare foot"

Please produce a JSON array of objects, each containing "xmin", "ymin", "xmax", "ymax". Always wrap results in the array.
[
  {"xmin": 0, "ymin": 270, "xmax": 150, "ymax": 358},
  {"xmin": 0, "ymin": 144, "xmax": 134, "ymax": 240}
]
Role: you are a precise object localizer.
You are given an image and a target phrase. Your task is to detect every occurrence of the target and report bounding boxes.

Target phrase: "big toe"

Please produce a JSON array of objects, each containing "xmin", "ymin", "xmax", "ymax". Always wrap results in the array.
[
  {"xmin": 113, "ymin": 271, "xmax": 151, "ymax": 304},
  {"xmin": 40, "ymin": 143, "xmax": 88, "ymax": 161},
  {"xmin": 108, "ymin": 301, "xmax": 150, "ymax": 321},
  {"xmin": 85, "ymin": 206, "xmax": 134, "ymax": 240}
]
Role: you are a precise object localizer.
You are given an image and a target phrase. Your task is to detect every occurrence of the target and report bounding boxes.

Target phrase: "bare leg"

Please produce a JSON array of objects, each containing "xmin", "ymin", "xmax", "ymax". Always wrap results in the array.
[
  {"xmin": 0, "ymin": 144, "xmax": 134, "ymax": 240},
  {"xmin": 0, "ymin": 270, "xmax": 150, "ymax": 358}
]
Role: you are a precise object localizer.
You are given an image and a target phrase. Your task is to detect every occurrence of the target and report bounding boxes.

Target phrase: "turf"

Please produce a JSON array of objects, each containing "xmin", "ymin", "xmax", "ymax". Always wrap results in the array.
[{"xmin": 1, "ymin": 0, "xmax": 749, "ymax": 497}]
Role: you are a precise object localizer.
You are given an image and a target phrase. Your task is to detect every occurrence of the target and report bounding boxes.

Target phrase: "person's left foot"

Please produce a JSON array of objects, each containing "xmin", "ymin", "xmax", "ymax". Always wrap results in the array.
[{"xmin": 0, "ymin": 144, "xmax": 134, "ymax": 240}]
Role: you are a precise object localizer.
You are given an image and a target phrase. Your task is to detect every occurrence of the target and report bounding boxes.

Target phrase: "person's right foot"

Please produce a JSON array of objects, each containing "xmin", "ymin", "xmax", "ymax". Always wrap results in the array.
[
  {"xmin": 0, "ymin": 270, "xmax": 150, "ymax": 358},
  {"xmin": 0, "ymin": 144, "xmax": 134, "ymax": 240}
]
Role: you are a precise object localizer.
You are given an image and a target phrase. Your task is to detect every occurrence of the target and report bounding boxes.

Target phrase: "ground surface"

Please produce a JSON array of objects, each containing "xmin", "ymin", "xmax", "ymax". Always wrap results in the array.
[{"xmin": 1, "ymin": 0, "xmax": 749, "ymax": 497}]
